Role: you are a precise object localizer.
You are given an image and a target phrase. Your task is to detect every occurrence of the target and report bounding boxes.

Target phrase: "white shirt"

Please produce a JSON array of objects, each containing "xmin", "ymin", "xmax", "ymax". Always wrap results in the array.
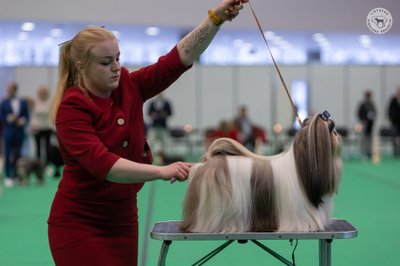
[{"xmin": 10, "ymin": 97, "xmax": 21, "ymax": 116}]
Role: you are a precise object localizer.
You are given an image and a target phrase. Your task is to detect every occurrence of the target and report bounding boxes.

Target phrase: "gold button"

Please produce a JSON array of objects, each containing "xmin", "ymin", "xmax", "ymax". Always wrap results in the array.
[
  {"xmin": 122, "ymin": 140, "xmax": 128, "ymax": 147},
  {"xmin": 117, "ymin": 118, "xmax": 125, "ymax": 125}
]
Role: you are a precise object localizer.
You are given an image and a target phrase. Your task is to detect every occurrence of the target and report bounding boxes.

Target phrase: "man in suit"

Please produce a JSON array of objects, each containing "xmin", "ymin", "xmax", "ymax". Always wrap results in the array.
[
  {"xmin": 147, "ymin": 93, "xmax": 173, "ymax": 152},
  {"xmin": 0, "ymin": 82, "xmax": 30, "ymax": 187}
]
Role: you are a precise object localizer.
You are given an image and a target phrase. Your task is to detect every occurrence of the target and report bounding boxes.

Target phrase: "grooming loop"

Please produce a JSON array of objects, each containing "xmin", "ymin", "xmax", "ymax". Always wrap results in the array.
[{"xmin": 151, "ymin": 219, "xmax": 357, "ymax": 266}]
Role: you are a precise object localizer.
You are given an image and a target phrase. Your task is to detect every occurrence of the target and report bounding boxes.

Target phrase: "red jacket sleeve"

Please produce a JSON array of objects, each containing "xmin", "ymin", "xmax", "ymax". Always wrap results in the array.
[
  {"xmin": 56, "ymin": 91, "xmax": 120, "ymax": 179},
  {"xmin": 130, "ymin": 46, "xmax": 191, "ymax": 101}
]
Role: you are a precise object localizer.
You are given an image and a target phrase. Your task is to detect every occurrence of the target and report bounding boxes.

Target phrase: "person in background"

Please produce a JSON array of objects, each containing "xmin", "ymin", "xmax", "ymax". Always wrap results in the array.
[
  {"xmin": 147, "ymin": 93, "xmax": 172, "ymax": 152},
  {"xmin": 30, "ymin": 85, "xmax": 53, "ymax": 162},
  {"xmin": 213, "ymin": 119, "xmax": 241, "ymax": 142},
  {"xmin": 388, "ymin": 87, "xmax": 400, "ymax": 158},
  {"xmin": 234, "ymin": 105, "xmax": 255, "ymax": 151},
  {"xmin": 357, "ymin": 90, "xmax": 377, "ymax": 159},
  {"xmin": 0, "ymin": 82, "xmax": 30, "ymax": 187},
  {"xmin": 205, "ymin": 119, "xmax": 241, "ymax": 150},
  {"xmin": 47, "ymin": 1, "xmax": 248, "ymax": 265}
]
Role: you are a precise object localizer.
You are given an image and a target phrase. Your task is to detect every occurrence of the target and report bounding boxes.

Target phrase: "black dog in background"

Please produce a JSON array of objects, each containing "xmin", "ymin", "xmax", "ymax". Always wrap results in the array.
[{"xmin": 47, "ymin": 144, "xmax": 64, "ymax": 177}]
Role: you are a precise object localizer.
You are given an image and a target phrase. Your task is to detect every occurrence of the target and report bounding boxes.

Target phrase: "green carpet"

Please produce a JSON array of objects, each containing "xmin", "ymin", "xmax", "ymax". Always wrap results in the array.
[{"xmin": 0, "ymin": 156, "xmax": 399, "ymax": 265}]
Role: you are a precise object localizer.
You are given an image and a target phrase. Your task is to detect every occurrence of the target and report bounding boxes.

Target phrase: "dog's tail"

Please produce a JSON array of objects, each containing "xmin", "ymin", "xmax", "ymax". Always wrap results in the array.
[{"xmin": 203, "ymin": 138, "xmax": 259, "ymax": 161}]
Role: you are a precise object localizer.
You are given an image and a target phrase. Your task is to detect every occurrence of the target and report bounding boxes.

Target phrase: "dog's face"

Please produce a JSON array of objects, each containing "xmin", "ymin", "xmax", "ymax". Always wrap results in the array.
[{"xmin": 293, "ymin": 113, "xmax": 342, "ymax": 207}]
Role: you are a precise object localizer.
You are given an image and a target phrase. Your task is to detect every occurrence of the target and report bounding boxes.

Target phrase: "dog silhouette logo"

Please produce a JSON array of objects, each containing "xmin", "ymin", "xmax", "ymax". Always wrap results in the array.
[{"xmin": 366, "ymin": 8, "xmax": 392, "ymax": 34}]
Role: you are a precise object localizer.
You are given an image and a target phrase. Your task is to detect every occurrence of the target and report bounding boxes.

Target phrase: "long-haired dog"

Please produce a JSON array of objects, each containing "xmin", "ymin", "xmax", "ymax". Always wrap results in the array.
[{"xmin": 180, "ymin": 112, "xmax": 342, "ymax": 233}]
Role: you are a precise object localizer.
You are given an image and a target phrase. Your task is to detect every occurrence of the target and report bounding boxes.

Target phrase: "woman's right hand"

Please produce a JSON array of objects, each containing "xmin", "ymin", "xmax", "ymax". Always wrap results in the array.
[{"xmin": 160, "ymin": 162, "xmax": 193, "ymax": 182}]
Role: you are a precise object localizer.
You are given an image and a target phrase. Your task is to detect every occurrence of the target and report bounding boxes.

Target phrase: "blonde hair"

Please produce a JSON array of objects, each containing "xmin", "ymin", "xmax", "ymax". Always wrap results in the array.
[{"xmin": 50, "ymin": 26, "xmax": 116, "ymax": 124}]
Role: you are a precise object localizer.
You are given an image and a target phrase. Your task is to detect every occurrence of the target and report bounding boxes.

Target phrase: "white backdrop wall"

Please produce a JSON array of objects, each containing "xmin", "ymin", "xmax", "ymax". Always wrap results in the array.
[
  {"xmin": 237, "ymin": 66, "xmax": 273, "ymax": 130},
  {"xmin": 309, "ymin": 65, "xmax": 346, "ymax": 125},
  {"xmin": 1, "ymin": 65, "xmax": 400, "ymax": 137}
]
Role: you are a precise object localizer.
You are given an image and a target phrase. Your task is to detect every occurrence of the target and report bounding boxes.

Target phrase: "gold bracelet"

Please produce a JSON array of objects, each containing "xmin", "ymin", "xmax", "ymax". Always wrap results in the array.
[{"xmin": 208, "ymin": 9, "xmax": 224, "ymax": 26}]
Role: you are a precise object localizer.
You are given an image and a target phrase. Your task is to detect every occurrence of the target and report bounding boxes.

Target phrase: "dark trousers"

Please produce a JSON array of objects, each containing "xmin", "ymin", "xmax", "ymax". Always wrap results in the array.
[
  {"xmin": 33, "ymin": 129, "xmax": 53, "ymax": 161},
  {"xmin": 361, "ymin": 122, "xmax": 374, "ymax": 158},
  {"xmin": 3, "ymin": 132, "xmax": 24, "ymax": 178},
  {"xmin": 392, "ymin": 126, "xmax": 400, "ymax": 157}
]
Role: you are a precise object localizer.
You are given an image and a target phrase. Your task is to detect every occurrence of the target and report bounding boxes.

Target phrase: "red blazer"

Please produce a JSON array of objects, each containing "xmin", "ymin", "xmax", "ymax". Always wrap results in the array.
[{"xmin": 48, "ymin": 46, "xmax": 190, "ymax": 225}]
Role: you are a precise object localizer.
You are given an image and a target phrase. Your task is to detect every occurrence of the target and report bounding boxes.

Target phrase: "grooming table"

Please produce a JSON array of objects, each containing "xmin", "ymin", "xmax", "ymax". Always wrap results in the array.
[{"xmin": 150, "ymin": 219, "xmax": 357, "ymax": 266}]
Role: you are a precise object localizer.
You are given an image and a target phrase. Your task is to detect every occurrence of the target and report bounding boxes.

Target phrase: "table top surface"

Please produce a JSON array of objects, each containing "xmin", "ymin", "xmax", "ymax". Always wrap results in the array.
[{"xmin": 150, "ymin": 219, "xmax": 358, "ymax": 241}]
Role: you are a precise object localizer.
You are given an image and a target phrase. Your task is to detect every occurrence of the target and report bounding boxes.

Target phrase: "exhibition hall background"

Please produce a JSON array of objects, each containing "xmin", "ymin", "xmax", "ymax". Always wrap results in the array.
[
  {"xmin": 1, "ymin": 64, "xmax": 400, "ymax": 135},
  {"xmin": 1, "ymin": 1, "xmax": 400, "ymax": 265},
  {"xmin": 1, "ymin": 0, "xmax": 399, "ymax": 136}
]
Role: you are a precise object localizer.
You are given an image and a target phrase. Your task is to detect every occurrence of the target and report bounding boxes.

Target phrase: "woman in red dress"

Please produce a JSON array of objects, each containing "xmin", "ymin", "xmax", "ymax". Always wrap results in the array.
[{"xmin": 47, "ymin": 1, "xmax": 248, "ymax": 265}]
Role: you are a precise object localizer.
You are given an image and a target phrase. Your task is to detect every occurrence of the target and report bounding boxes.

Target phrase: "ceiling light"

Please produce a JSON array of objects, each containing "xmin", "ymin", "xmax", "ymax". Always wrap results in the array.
[
  {"xmin": 312, "ymin": 33, "xmax": 331, "ymax": 49},
  {"xmin": 264, "ymin": 31, "xmax": 275, "ymax": 39},
  {"xmin": 146, "ymin": 27, "xmax": 160, "ymax": 36},
  {"xmin": 312, "ymin": 33, "xmax": 325, "ymax": 42},
  {"xmin": 21, "ymin": 22, "xmax": 35, "ymax": 31},
  {"xmin": 359, "ymin": 35, "xmax": 371, "ymax": 48}
]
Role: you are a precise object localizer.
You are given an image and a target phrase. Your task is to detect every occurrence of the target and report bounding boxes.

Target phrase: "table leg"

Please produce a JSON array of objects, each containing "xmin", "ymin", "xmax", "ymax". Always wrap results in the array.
[
  {"xmin": 319, "ymin": 239, "xmax": 332, "ymax": 266},
  {"xmin": 158, "ymin": 240, "xmax": 172, "ymax": 266}
]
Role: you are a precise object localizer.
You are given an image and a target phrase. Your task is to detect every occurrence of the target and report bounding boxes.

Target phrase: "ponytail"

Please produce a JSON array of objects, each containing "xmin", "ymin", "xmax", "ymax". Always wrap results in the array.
[{"xmin": 50, "ymin": 41, "xmax": 76, "ymax": 124}]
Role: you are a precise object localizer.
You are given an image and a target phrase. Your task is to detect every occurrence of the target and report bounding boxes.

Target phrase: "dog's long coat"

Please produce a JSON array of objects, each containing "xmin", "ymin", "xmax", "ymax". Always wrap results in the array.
[{"xmin": 181, "ymin": 114, "xmax": 342, "ymax": 233}]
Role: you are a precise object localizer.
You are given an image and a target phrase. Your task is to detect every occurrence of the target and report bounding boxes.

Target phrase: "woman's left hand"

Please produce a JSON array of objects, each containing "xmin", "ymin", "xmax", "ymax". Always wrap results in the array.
[{"xmin": 214, "ymin": 0, "xmax": 249, "ymax": 22}]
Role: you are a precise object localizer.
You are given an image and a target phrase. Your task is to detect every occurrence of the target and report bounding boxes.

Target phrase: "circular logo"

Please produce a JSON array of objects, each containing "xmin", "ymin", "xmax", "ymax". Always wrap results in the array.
[{"xmin": 366, "ymin": 7, "xmax": 393, "ymax": 34}]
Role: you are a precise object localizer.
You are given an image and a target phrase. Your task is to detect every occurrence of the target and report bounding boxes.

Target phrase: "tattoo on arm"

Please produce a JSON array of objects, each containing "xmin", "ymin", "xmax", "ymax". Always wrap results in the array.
[{"xmin": 182, "ymin": 25, "xmax": 210, "ymax": 56}]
